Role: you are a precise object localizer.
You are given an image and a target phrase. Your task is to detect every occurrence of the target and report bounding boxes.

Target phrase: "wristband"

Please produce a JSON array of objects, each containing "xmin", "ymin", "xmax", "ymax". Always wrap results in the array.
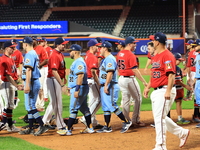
[
  {"xmin": 61, "ymin": 84, "xmax": 65, "ymax": 87},
  {"xmin": 75, "ymin": 85, "xmax": 80, "ymax": 91}
]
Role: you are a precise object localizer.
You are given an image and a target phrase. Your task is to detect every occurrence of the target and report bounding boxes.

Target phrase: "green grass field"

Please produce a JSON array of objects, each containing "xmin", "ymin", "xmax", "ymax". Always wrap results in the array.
[{"xmin": 11, "ymin": 56, "xmax": 193, "ymax": 127}]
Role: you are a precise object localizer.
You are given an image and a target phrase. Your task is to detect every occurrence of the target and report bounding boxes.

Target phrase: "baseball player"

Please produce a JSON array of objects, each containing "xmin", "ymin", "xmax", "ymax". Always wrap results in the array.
[
  {"xmin": 143, "ymin": 32, "xmax": 189, "ymax": 150},
  {"xmin": 57, "ymin": 44, "xmax": 94, "ymax": 136},
  {"xmin": 96, "ymin": 41, "xmax": 132, "ymax": 133},
  {"xmin": 194, "ymin": 40, "xmax": 200, "ymax": 128},
  {"xmin": 11, "ymin": 39, "xmax": 23, "ymax": 109},
  {"xmin": 37, "ymin": 37, "xmax": 49, "ymax": 102},
  {"xmin": 186, "ymin": 39, "xmax": 200, "ymax": 122},
  {"xmin": 0, "ymin": 40, "xmax": 23, "ymax": 132},
  {"xmin": 19, "ymin": 37, "xmax": 49, "ymax": 135},
  {"xmin": 117, "ymin": 36, "xmax": 147, "ymax": 127},
  {"xmin": 173, "ymin": 52, "xmax": 191, "ymax": 125},
  {"xmin": 79, "ymin": 39, "xmax": 103, "ymax": 129},
  {"xmin": 183, "ymin": 40, "xmax": 196, "ymax": 101},
  {"xmin": 33, "ymin": 37, "xmax": 48, "ymax": 112},
  {"xmin": 42, "ymin": 37, "xmax": 68, "ymax": 131},
  {"xmin": 115, "ymin": 40, "xmax": 125, "ymax": 51}
]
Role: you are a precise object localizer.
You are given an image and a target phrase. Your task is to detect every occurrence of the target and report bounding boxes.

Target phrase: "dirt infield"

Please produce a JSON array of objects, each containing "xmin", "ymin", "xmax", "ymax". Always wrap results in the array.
[{"xmin": 1, "ymin": 109, "xmax": 200, "ymax": 150}]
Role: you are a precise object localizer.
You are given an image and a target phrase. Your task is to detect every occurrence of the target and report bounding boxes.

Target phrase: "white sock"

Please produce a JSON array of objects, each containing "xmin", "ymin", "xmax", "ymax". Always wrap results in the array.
[{"xmin": 178, "ymin": 115, "xmax": 182, "ymax": 121}]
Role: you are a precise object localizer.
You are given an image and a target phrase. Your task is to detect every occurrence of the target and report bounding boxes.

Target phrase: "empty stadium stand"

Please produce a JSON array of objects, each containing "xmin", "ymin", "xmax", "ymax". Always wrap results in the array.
[
  {"xmin": 0, "ymin": 3, "xmax": 47, "ymax": 22},
  {"xmin": 48, "ymin": 9, "xmax": 122, "ymax": 34},
  {"xmin": 120, "ymin": 0, "xmax": 187, "ymax": 38}
]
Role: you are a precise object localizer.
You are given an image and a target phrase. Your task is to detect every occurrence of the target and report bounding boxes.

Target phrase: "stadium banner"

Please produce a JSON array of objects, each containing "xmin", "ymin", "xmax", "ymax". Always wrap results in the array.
[
  {"xmin": 135, "ymin": 39, "xmax": 184, "ymax": 55},
  {"xmin": 0, "ymin": 21, "xmax": 68, "ymax": 35}
]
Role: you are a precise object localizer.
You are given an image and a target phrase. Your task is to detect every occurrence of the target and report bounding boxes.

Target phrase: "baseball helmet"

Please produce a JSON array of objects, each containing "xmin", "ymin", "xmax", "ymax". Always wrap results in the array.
[{"xmin": 173, "ymin": 52, "xmax": 184, "ymax": 61}]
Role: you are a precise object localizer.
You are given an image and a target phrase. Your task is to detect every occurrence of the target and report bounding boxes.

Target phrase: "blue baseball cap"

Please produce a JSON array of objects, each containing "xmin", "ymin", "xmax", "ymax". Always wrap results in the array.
[
  {"xmin": 3, "ymin": 40, "xmax": 17, "ymax": 49},
  {"xmin": 96, "ymin": 37, "xmax": 102, "ymax": 43},
  {"xmin": 100, "ymin": 41, "xmax": 112, "ymax": 48},
  {"xmin": 195, "ymin": 39, "xmax": 200, "ymax": 45},
  {"xmin": 23, "ymin": 36, "xmax": 33, "ymax": 44},
  {"xmin": 32, "ymin": 36, "xmax": 37, "ymax": 40},
  {"xmin": 69, "ymin": 44, "xmax": 82, "ymax": 51},
  {"xmin": 115, "ymin": 40, "xmax": 125, "ymax": 46},
  {"xmin": 87, "ymin": 39, "xmax": 98, "ymax": 47},
  {"xmin": 154, "ymin": 32, "xmax": 167, "ymax": 44},
  {"xmin": 173, "ymin": 52, "xmax": 184, "ymax": 61},
  {"xmin": 125, "ymin": 36, "xmax": 139, "ymax": 45},
  {"xmin": 55, "ymin": 37, "xmax": 69, "ymax": 45},
  {"xmin": 185, "ymin": 40, "xmax": 195, "ymax": 45}
]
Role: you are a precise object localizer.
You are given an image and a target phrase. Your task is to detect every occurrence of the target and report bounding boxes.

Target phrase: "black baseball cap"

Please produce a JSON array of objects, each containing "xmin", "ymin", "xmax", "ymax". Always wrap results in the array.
[
  {"xmin": 125, "ymin": 36, "xmax": 139, "ymax": 45},
  {"xmin": 23, "ymin": 36, "xmax": 33, "ymax": 44}
]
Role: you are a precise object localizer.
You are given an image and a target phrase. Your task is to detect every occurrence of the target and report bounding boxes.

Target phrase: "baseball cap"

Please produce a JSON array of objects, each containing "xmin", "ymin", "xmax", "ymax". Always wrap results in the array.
[
  {"xmin": 100, "ymin": 41, "xmax": 112, "ymax": 48},
  {"xmin": 154, "ymin": 32, "xmax": 167, "ymax": 44},
  {"xmin": 185, "ymin": 40, "xmax": 195, "ymax": 45},
  {"xmin": 69, "ymin": 44, "xmax": 82, "ymax": 51},
  {"xmin": 55, "ymin": 37, "xmax": 69, "ymax": 45},
  {"xmin": 195, "ymin": 39, "xmax": 200, "ymax": 45},
  {"xmin": 125, "ymin": 36, "xmax": 139, "ymax": 45},
  {"xmin": 96, "ymin": 37, "xmax": 102, "ymax": 43},
  {"xmin": 149, "ymin": 35, "xmax": 154, "ymax": 41},
  {"xmin": 115, "ymin": 40, "xmax": 125, "ymax": 46},
  {"xmin": 23, "ymin": 36, "xmax": 33, "ymax": 44},
  {"xmin": 11, "ymin": 39, "xmax": 18, "ymax": 45},
  {"xmin": 173, "ymin": 52, "xmax": 184, "ymax": 61},
  {"xmin": 87, "ymin": 39, "xmax": 98, "ymax": 47},
  {"xmin": 38, "ymin": 37, "xmax": 47, "ymax": 42},
  {"xmin": 3, "ymin": 40, "xmax": 17, "ymax": 49}
]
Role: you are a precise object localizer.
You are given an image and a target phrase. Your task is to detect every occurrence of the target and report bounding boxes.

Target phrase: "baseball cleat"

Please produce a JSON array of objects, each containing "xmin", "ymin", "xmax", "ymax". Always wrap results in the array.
[
  {"xmin": 0, "ymin": 122, "xmax": 6, "ymax": 131},
  {"xmin": 80, "ymin": 127, "xmax": 95, "ymax": 134},
  {"xmin": 196, "ymin": 123, "xmax": 200, "ymax": 128},
  {"xmin": 66, "ymin": 130, "xmax": 72, "ymax": 136},
  {"xmin": 96, "ymin": 126, "xmax": 112, "ymax": 133},
  {"xmin": 57, "ymin": 128, "xmax": 67, "ymax": 136},
  {"xmin": 93, "ymin": 124, "xmax": 104, "ymax": 129},
  {"xmin": 150, "ymin": 124, "xmax": 155, "ymax": 128},
  {"xmin": 192, "ymin": 115, "xmax": 200, "ymax": 123},
  {"xmin": 7, "ymin": 125, "xmax": 20, "ymax": 132},
  {"xmin": 132, "ymin": 121, "xmax": 145, "ymax": 127},
  {"xmin": 19, "ymin": 128, "xmax": 35, "ymax": 135},
  {"xmin": 34, "ymin": 125, "xmax": 49, "ymax": 136},
  {"xmin": 120, "ymin": 121, "xmax": 132, "ymax": 133},
  {"xmin": 179, "ymin": 129, "xmax": 190, "ymax": 148},
  {"xmin": 176, "ymin": 118, "xmax": 190, "ymax": 125}
]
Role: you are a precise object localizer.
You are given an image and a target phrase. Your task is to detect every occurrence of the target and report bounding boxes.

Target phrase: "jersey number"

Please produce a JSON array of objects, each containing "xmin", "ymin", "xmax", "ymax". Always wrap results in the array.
[
  {"xmin": 190, "ymin": 58, "xmax": 195, "ymax": 66},
  {"xmin": 153, "ymin": 71, "xmax": 161, "ymax": 78},
  {"xmin": 69, "ymin": 77, "xmax": 74, "ymax": 82},
  {"xmin": 118, "ymin": 60, "xmax": 126, "ymax": 70},
  {"xmin": 101, "ymin": 74, "xmax": 107, "ymax": 79}
]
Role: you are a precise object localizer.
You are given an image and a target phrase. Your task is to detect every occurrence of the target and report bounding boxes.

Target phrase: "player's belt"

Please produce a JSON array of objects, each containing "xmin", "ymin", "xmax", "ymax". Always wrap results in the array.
[
  {"xmin": 100, "ymin": 82, "xmax": 118, "ymax": 87},
  {"xmin": 122, "ymin": 76, "xmax": 134, "ymax": 78},
  {"xmin": 154, "ymin": 85, "xmax": 175, "ymax": 90}
]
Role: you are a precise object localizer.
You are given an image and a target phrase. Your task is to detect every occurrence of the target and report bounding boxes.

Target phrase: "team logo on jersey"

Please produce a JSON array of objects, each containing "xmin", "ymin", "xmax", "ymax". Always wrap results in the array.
[
  {"xmin": 78, "ymin": 65, "xmax": 83, "ymax": 70},
  {"xmin": 12, "ymin": 56, "xmax": 16, "ymax": 61},
  {"xmin": 107, "ymin": 63, "xmax": 112, "ymax": 68},
  {"xmin": 166, "ymin": 63, "xmax": 172, "ymax": 69},
  {"xmin": 152, "ymin": 61, "xmax": 160, "ymax": 68},
  {"xmin": 119, "ymin": 53, "xmax": 124, "ymax": 57},
  {"xmin": 25, "ymin": 58, "xmax": 30, "ymax": 64}
]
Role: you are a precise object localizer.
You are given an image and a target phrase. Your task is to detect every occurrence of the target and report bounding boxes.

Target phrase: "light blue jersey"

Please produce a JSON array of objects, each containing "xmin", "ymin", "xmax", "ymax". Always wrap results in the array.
[
  {"xmin": 195, "ymin": 54, "xmax": 200, "ymax": 78},
  {"xmin": 68, "ymin": 57, "xmax": 88, "ymax": 88},
  {"xmin": 22, "ymin": 50, "xmax": 41, "ymax": 80},
  {"xmin": 99, "ymin": 54, "xmax": 118, "ymax": 84}
]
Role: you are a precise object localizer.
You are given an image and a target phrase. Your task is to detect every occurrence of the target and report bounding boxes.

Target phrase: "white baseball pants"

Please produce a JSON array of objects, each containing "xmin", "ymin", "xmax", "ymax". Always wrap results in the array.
[
  {"xmin": 35, "ymin": 66, "xmax": 48, "ymax": 109},
  {"xmin": 118, "ymin": 76, "xmax": 142, "ymax": 123},
  {"xmin": 42, "ymin": 78, "xmax": 66, "ymax": 129},
  {"xmin": 80, "ymin": 78, "xmax": 101, "ymax": 126},
  {"xmin": 0, "ymin": 82, "xmax": 15, "ymax": 109},
  {"xmin": 151, "ymin": 87, "xmax": 186, "ymax": 149}
]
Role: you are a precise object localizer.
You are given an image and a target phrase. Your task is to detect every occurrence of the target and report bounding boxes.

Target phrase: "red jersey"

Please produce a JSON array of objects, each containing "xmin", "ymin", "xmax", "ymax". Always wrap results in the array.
[
  {"xmin": 45, "ymin": 46, "xmax": 53, "ymax": 58},
  {"xmin": 85, "ymin": 52, "xmax": 98, "ymax": 78},
  {"xmin": 150, "ymin": 50, "xmax": 176, "ymax": 88},
  {"xmin": 186, "ymin": 50, "xmax": 197, "ymax": 72},
  {"xmin": 48, "ymin": 49, "xmax": 66, "ymax": 79},
  {"xmin": 34, "ymin": 45, "xmax": 48, "ymax": 67},
  {"xmin": 147, "ymin": 52, "xmax": 152, "ymax": 59},
  {"xmin": 116, "ymin": 50, "xmax": 138, "ymax": 76},
  {"xmin": 96, "ymin": 47, "xmax": 104, "ymax": 59},
  {"xmin": 11, "ymin": 49, "xmax": 23, "ymax": 68},
  {"xmin": 0, "ymin": 55, "xmax": 18, "ymax": 82}
]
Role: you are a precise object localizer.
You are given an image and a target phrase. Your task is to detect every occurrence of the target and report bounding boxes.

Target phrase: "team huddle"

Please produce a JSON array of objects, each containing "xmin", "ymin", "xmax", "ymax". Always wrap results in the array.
[{"xmin": 1, "ymin": 32, "xmax": 199, "ymax": 149}]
